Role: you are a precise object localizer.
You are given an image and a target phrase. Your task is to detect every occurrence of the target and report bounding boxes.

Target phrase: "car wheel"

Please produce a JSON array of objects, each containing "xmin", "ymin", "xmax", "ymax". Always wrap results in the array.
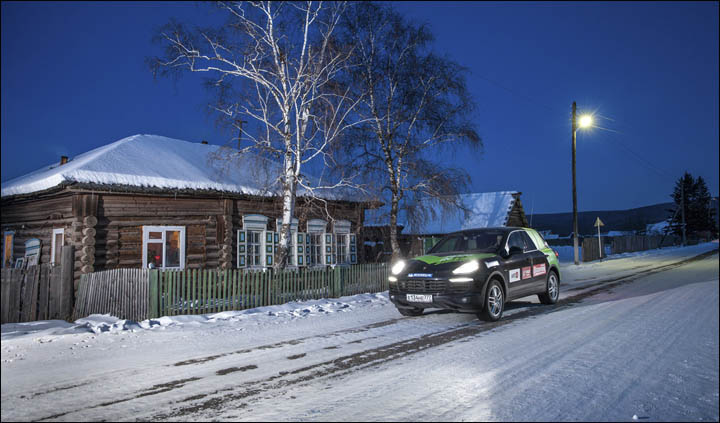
[
  {"xmin": 478, "ymin": 280, "xmax": 504, "ymax": 322},
  {"xmin": 538, "ymin": 270, "xmax": 559, "ymax": 305},
  {"xmin": 397, "ymin": 307, "xmax": 424, "ymax": 317}
]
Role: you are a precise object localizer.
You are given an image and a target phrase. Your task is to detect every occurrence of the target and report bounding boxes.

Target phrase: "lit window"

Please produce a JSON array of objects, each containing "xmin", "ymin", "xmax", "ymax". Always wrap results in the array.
[
  {"xmin": 2, "ymin": 231, "xmax": 13, "ymax": 268},
  {"xmin": 142, "ymin": 226, "xmax": 185, "ymax": 269}
]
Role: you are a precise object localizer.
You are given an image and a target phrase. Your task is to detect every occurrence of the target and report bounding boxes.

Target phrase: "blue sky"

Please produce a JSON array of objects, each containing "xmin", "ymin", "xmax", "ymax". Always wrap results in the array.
[{"xmin": 2, "ymin": 1, "xmax": 718, "ymax": 213}]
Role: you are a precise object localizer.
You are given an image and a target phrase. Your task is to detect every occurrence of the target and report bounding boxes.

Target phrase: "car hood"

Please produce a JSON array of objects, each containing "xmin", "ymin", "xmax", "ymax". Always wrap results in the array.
[{"xmin": 404, "ymin": 252, "xmax": 499, "ymax": 274}]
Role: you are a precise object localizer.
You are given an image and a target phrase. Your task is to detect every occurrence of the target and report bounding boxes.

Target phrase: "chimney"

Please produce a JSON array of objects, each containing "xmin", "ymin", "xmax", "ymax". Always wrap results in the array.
[
  {"xmin": 60, "ymin": 156, "xmax": 68, "ymax": 165},
  {"xmin": 201, "ymin": 140, "xmax": 208, "ymax": 145}
]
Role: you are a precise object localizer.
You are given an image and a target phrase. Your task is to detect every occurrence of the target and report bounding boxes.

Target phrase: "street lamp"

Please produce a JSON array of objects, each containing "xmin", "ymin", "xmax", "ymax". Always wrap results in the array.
[{"xmin": 572, "ymin": 101, "xmax": 593, "ymax": 265}]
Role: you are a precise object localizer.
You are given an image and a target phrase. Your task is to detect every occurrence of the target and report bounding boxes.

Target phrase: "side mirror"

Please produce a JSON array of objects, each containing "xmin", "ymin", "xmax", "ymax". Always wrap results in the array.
[{"xmin": 508, "ymin": 246, "xmax": 524, "ymax": 256}]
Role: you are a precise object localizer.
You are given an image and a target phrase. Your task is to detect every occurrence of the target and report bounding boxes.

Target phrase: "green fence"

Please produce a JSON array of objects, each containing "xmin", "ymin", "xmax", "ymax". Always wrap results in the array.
[{"xmin": 148, "ymin": 263, "xmax": 390, "ymax": 319}]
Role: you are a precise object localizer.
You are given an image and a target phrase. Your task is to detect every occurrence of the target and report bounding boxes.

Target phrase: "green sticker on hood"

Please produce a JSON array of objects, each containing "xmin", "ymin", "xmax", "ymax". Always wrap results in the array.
[{"xmin": 413, "ymin": 253, "xmax": 497, "ymax": 265}]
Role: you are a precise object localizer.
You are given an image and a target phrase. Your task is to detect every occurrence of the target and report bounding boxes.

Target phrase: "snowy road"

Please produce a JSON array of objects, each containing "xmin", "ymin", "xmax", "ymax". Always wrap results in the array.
[{"xmin": 2, "ymin": 244, "xmax": 718, "ymax": 421}]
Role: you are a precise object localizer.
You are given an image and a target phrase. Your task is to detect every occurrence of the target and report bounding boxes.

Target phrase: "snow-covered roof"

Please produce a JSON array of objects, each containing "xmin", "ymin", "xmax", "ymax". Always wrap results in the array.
[
  {"xmin": 416, "ymin": 192, "xmax": 519, "ymax": 234},
  {"xmin": 645, "ymin": 221, "xmax": 670, "ymax": 234},
  {"xmin": 364, "ymin": 191, "xmax": 520, "ymax": 234},
  {"xmin": 1, "ymin": 134, "xmax": 357, "ymax": 201}
]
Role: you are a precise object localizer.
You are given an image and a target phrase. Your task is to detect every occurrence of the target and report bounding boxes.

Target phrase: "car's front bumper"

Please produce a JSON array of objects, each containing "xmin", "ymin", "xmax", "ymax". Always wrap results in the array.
[{"xmin": 389, "ymin": 288, "xmax": 485, "ymax": 312}]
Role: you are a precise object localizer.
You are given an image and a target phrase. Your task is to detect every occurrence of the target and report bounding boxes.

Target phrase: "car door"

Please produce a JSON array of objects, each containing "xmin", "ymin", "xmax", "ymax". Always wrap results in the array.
[
  {"xmin": 502, "ymin": 231, "xmax": 534, "ymax": 298},
  {"xmin": 520, "ymin": 230, "xmax": 549, "ymax": 293}
]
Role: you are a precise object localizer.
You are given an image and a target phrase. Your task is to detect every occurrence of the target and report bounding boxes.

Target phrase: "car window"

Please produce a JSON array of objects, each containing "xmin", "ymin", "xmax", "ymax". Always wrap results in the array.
[
  {"xmin": 527, "ymin": 230, "xmax": 548, "ymax": 250},
  {"xmin": 429, "ymin": 231, "xmax": 504, "ymax": 254},
  {"xmin": 507, "ymin": 232, "xmax": 527, "ymax": 251},
  {"xmin": 520, "ymin": 232, "xmax": 537, "ymax": 250}
]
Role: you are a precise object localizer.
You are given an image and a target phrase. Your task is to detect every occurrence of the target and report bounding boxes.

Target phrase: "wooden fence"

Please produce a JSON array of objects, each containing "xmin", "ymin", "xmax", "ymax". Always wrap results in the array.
[
  {"xmin": 581, "ymin": 237, "xmax": 603, "ymax": 262},
  {"xmin": 73, "ymin": 269, "xmax": 150, "ymax": 322},
  {"xmin": 73, "ymin": 262, "xmax": 390, "ymax": 321},
  {"xmin": 1, "ymin": 246, "xmax": 74, "ymax": 324},
  {"xmin": 611, "ymin": 235, "xmax": 665, "ymax": 254}
]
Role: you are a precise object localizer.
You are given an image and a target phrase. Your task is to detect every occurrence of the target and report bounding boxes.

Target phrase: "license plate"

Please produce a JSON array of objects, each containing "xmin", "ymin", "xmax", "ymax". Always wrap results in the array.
[{"xmin": 407, "ymin": 294, "xmax": 432, "ymax": 303}]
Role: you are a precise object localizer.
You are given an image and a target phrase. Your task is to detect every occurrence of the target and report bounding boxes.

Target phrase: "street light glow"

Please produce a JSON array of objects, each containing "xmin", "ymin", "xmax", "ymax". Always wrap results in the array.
[{"xmin": 579, "ymin": 114, "xmax": 593, "ymax": 129}]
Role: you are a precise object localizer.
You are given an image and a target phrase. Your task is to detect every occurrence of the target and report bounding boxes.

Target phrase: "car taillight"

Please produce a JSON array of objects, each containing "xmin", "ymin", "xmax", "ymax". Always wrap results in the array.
[{"xmin": 554, "ymin": 250, "xmax": 559, "ymax": 258}]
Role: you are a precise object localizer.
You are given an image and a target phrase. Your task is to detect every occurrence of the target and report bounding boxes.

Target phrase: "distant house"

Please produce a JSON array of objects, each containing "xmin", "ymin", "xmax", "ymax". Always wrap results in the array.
[
  {"xmin": 360, "ymin": 191, "xmax": 529, "ymax": 257},
  {"xmin": 1, "ymin": 135, "xmax": 378, "ymax": 284},
  {"xmin": 645, "ymin": 220, "xmax": 670, "ymax": 235}
]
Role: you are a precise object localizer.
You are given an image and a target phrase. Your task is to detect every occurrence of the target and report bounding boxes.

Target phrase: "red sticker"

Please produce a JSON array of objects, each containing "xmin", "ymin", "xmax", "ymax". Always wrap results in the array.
[
  {"xmin": 533, "ymin": 264, "xmax": 546, "ymax": 277},
  {"xmin": 522, "ymin": 267, "xmax": 532, "ymax": 279}
]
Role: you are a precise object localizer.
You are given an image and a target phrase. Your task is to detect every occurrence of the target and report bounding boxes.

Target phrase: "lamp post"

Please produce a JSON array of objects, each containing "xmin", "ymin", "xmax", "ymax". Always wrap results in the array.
[{"xmin": 572, "ymin": 102, "xmax": 593, "ymax": 265}]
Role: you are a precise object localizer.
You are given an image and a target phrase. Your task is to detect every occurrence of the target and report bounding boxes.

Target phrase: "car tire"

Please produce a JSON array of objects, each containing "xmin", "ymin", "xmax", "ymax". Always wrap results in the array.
[
  {"xmin": 397, "ymin": 307, "xmax": 424, "ymax": 317},
  {"xmin": 538, "ymin": 270, "xmax": 560, "ymax": 305},
  {"xmin": 478, "ymin": 279, "xmax": 504, "ymax": 322}
]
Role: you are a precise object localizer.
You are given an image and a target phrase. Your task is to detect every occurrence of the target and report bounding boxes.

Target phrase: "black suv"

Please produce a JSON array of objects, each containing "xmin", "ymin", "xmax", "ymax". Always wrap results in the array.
[{"xmin": 388, "ymin": 227, "xmax": 561, "ymax": 321}]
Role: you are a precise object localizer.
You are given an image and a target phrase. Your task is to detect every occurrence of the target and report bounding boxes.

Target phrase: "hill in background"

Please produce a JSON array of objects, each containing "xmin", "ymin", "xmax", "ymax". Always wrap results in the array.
[{"xmin": 528, "ymin": 199, "xmax": 719, "ymax": 237}]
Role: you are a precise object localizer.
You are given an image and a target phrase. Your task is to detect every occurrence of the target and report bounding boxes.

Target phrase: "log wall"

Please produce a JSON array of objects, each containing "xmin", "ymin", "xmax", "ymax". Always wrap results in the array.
[{"xmin": 3, "ymin": 189, "xmax": 372, "ymax": 278}]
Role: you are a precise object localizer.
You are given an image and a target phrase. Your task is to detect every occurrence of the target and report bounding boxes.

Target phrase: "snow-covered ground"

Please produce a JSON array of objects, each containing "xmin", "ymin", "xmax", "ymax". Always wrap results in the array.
[{"xmin": 2, "ymin": 242, "xmax": 718, "ymax": 421}]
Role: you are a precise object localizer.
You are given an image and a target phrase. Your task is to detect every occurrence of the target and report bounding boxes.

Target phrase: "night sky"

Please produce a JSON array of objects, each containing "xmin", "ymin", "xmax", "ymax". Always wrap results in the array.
[{"xmin": 2, "ymin": 1, "xmax": 718, "ymax": 214}]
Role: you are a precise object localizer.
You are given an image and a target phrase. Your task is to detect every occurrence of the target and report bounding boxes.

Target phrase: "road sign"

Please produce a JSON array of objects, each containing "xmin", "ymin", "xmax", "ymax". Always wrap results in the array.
[{"xmin": 594, "ymin": 217, "xmax": 604, "ymax": 259}]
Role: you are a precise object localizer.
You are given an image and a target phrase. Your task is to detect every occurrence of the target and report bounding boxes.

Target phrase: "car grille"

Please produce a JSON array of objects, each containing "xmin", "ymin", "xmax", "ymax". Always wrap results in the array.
[{"xmin": 399, "ymin": 279, "xmax": 447, "ymax": 292}]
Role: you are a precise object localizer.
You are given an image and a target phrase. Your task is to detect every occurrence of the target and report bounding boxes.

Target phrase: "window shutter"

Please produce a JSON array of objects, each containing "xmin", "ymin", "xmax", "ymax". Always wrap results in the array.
[
  {"xmin": 265, "ymin": 231, "xmax": 275, "ymax": 267},
  {"xmin": 350, "ymin": 234, "xmax": 357, "ymax": 264},
  {"xmin": 297, "ymin": 232, "xmax": 306, "ymax": 267},
  {"xmin": 306, "ymin": 234, "xmax": 311, "ymax": 265},
  {"xmin": 237, "ymin": 230, "xmax": 247, "ymax": 268},
  {"xmin": 324, "ymin": 233, "xmax": 335, "ymax": 265}
]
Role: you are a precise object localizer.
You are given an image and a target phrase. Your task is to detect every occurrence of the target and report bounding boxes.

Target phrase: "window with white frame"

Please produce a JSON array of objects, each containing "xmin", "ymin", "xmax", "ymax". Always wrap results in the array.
[
  {"xmin": 306, "ymin": 219, "xmax": 327, "ymax": 266},
  {"xmin": 51, "ymin": 228, "xmax": 64, "ymax": 265},
  {"xmin": 238, "ymin": 214, "xmax": 269, "ymax": 268},
  {"xmin": 142, "ymin": 226, "xmax": 185, "ymax": 269},
  {"xmin": 247, "ymin": 230, "xmax": 263, "ymax": 266},
  {"xmin": 336, "ymin": 234, "xmax": 348, "ymax": 264},
  {"xmin": 309, "ymin": 233, "xmax": 322, "ymax": 265},
  {"xmin": 334, "ymin": 220, "xmax": 352, "ymax": 265}
]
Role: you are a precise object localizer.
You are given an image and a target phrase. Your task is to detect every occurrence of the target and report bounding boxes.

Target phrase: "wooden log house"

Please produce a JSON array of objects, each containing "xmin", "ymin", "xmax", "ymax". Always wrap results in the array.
[{"xmin": 1, "ymin": 135, "xmax": 379, "ymax": 289}]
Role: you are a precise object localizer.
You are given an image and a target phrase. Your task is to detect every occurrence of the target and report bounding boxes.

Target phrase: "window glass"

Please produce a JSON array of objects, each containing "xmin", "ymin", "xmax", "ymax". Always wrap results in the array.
[
  {"xmin": 165, "ymin": 231, "xmax": 181, "ymax": 268},
  {"xmin": 336, "ymin": 234, "xmax": 348, "ymax": 264},
  {"xmin": 143, "ymin": 226, "xmax": 185, "ymax": 269},
  {"xmin": 309, "ymin": 233, "xmax": 322, "ymax": 265},
  {"xmin": 147, "ymin": 242, "xmax": 163, "ymax": 268},
  {"xmin": 3, "ymin": 232, "xmax": 13, "ymax": 268},
  {"xmin": 507, "ymin": 232, "xmax": 527, "ymax": 251},
  {"xmin": 520, "ymin": 232, "xmax": 536, "ymax": 250},
  {"xmin": 248, "ymin": 230, "xmax": 262, "ymax": 266},
  {"xmin": 429, "ymin": 230, "xmax": 504, "ymax": 254}
]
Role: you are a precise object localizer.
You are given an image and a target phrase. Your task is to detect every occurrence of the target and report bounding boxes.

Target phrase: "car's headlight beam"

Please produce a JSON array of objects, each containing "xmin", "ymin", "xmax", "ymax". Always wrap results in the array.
[
  {"xmin": 452, "ymin": 260, "xmax": 479, "ymax": 275},
  {"xmin": 391, "ymin": 260, "xmax": 406, "ymax": 275}
]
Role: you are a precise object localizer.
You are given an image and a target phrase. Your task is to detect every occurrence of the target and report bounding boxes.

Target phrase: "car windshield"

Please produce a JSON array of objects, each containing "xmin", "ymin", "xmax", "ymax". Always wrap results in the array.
[{"xmin": 428, "ymin": 230, "xmax": 505, "ymax": 254}]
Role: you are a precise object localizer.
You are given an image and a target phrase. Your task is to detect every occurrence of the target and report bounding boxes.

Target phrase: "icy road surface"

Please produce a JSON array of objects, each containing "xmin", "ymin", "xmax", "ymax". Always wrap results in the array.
[{"xmin": 2, "ymin": 243, "xmax": 718, "ymax": 421}]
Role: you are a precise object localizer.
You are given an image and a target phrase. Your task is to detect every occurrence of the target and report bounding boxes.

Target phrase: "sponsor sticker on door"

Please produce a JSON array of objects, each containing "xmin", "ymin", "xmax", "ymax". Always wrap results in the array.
[
  {"xmin": 509, "ymin": 268, "xmax": 521, "ymax": 283},
  {"xmin": 522, "ymin": 266, "xmax": 532, "ymax": 279},
  {"xmin": 533, "ymin": 263, "xmax": 546, "ymax": 277}
]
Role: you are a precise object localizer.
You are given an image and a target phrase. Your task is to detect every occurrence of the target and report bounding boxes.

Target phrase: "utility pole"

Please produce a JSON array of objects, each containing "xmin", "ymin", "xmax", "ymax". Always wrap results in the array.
[
  {"xmin": 681, "ymin": 179, "xmax": 687, "ymax": 245},
  {"xmin": 572, "ymin": 101, "xmax": 580, "ymax": 265}
]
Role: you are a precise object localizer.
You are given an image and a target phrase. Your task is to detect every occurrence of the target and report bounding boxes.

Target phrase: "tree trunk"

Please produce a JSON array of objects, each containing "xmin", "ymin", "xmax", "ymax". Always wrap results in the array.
[
  {"xmin": 276, "ymin": 137, "xmax": 297, "ymax": 269},
  {"xmin": 389, "ymin": 194, "xmax": 401, "ymax": 261}
]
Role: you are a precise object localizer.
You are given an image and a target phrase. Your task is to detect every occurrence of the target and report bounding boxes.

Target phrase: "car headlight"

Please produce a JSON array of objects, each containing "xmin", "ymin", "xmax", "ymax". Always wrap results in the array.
[
  {"xmin": 391, "ymin": 260, "xmax": 406, "ymax": 275},
  {"xmin": 452, "ymin": 260, "xmax": 479, "ymax": 275}
]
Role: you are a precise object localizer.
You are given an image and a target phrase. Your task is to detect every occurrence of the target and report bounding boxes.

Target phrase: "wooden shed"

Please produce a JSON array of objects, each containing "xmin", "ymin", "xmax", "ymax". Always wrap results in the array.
[{"xmin": 1, "ymin": 135, "xmax": 378, "ymax": 288}]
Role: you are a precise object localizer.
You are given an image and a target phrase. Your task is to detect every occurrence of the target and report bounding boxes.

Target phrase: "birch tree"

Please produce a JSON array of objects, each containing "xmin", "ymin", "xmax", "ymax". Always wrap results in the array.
[
  {"xmin": 150, "ymin": 1, "xmax": 362, "ymax": 267},
  {"xmin": 339, "ymin": 2, "xmax": 481, "ymax": 259}
]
